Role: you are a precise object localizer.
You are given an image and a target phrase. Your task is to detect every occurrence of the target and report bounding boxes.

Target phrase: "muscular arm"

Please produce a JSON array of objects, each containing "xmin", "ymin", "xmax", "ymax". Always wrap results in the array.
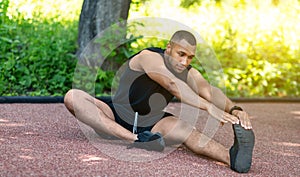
[
  {"xmin": 187, "ymin": 68, "xmax": 234, "ymax": 112},
  {"xmin": 187, "ymin": 68, "xmax": 252, "ymax": 129}
]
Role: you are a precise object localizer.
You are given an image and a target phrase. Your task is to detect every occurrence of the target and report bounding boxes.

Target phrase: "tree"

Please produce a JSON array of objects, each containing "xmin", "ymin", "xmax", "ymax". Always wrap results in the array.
[{"xmin": 77, "ymin": 0, "xmax": 131, "ymax": 56}]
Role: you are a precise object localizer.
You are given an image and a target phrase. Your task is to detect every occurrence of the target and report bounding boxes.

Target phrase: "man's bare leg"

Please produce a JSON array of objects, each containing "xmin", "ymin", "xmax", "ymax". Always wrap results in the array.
[
  {"xmin": 151, "ymin": 116, "xmax": 230, "ymax": 165},
  {"xmin": 64, "ymin": 89, "xmax": 137, "ymax": 142}
]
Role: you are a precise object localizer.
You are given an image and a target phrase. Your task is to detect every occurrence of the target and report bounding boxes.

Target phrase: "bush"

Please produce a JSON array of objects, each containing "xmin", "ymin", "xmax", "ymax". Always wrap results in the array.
[
  {"xmin": 0, "ymin": 0, "xmax": 80, "ymax": 96},
  {"xmin": 221, "ymin": 60, "xmax": 300, "ymax": 97},
  {"xmin": 0, "ymin": 18, "xmax": 78, "ymax": 95}
]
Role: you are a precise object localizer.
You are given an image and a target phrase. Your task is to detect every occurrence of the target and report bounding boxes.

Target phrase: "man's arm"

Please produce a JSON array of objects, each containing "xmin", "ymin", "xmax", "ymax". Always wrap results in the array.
[
  {"xmin": 187, "ymin": 68, "xmax": 252, "ymax": 129},
  {"xmin": 131, "ymin": 51, "xmax": 239, "ymax": 124}
]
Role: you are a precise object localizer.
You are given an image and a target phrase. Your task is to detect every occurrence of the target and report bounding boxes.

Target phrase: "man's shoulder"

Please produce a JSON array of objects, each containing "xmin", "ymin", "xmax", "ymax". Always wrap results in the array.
[
  {"xmin": 138, "ymin": 47, "xmax": 165, "ymax": 59},
  {"xmin": 129, "ymin": 47, "xmax": 166, "ymax": 72},
  {"xmin": 137, "ymin": 47, "xmax": 165, "ymax": 56}
]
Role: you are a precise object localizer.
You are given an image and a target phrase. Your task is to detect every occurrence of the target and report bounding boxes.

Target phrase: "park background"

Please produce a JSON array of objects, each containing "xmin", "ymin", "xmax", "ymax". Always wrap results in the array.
[{"xmin": 1, "ymin": 0, "xmax": 299, "ymax": 98}]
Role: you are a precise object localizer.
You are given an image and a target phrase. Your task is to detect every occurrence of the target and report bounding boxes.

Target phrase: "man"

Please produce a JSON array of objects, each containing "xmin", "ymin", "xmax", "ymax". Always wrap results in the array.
[{"xmin": 64, "ymin": 30, "xmax": 255, "ymax": 173}]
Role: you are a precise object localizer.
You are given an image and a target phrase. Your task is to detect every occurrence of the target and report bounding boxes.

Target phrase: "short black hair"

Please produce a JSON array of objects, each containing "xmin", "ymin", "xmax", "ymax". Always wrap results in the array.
[{"xmin": 170, "ymin": 30, "xmax": 197, "ymax": 46}]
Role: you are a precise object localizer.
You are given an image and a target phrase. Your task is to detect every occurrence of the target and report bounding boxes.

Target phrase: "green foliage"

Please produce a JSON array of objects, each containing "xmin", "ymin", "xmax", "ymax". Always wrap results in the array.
[
  {"xmin": 0, "ymin": 19, "xmax": 78, "ymax": 95},
  {"xmin": 0, "ymin": 0, "xmax": 81, "ymax": 96},
  {"xmin": 221, "ymin": 60, "xmax": 300, "ymax": 97},
  {"xmin": 180, "ymin": 0, "xmax": 222, "ymax": 8},
  {"xmin": 180, "ymin": 0, "xmax": 201, "ymax": 8},
  {"xmin": 0, "ymin": 0, "xmax": 9, "ymax": 23},
  {"xmin": 130, "ymin": 0, "xmax": 150, "ymax": 11},
  {"xmin": 1, "ymin": 0, "xmax": 299, "ymax": 98}
]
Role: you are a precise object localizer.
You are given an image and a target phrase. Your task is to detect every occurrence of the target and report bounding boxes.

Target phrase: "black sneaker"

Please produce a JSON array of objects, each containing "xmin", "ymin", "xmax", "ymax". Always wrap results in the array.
[
  {"xmin": 128, "ymin": 131, "xmax": 165, "ymax": 152},
  {"xmin": 230, "ymin": 124, "xmax": 255, "ymax": 173}
]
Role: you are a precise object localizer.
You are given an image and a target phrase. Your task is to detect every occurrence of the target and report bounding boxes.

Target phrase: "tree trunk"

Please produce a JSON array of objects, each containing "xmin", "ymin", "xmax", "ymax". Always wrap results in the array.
[{"xmin": 77, "ymin": 0, "xmax": 131, "ymax": 56}]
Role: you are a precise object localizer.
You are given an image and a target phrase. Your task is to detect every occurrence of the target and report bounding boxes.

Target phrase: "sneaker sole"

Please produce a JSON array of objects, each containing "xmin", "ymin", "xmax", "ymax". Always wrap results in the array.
[{"xmin": 230, "ymin": 124, "xmax": 255, "ymax": 173}]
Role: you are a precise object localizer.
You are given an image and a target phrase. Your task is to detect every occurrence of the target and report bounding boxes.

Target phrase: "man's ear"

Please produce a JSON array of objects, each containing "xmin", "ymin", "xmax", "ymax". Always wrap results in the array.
[{"xmin": 166, "ymin": 43, "xmax": 172, "ymax": 53}]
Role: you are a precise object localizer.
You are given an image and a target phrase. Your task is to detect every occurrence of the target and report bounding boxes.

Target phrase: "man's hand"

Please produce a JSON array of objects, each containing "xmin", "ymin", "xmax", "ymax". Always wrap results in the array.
[
  {"xmin": 207, "ymin": 104, "xmax": 240, "ymax": 124},
  {"xmin": 232, "ymin": 110, "xmax": 252, "ymax": 129}
]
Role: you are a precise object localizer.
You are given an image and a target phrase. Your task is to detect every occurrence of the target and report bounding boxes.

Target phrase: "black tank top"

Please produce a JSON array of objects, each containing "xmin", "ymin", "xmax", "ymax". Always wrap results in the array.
[{"xmin": 112, "ymin": 47, "xmax": 192, "ymax": 127}]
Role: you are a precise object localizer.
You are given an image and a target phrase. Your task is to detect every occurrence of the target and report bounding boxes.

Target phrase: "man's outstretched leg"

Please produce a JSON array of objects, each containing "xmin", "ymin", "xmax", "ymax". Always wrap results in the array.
[
  {"xmin": 151, "ymin": 116, "xmax": 254, "ymax": 173},
  {"xmin": 64, "ymin": 89, "xmax": 137, "ymax": 142}
]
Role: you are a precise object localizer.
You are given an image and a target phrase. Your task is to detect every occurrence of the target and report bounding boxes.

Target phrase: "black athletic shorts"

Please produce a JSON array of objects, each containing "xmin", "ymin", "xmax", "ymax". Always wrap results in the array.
[{"xmin": 99, "ymin": 97, "xmax": 173, "ymax": 134}]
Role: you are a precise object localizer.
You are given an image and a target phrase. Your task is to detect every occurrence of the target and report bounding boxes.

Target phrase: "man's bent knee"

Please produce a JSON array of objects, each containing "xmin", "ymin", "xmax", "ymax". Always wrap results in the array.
[
  {"xmin": 155, "ymin": 117, "xmax": 194, "ymax": 143},
  {"xmin": 64, "ymin": 89, "xmax": 76, "ymax": 113},
  {"xmin": 64, "ymin": 89, "xmax": 86, "ymax": 113}
]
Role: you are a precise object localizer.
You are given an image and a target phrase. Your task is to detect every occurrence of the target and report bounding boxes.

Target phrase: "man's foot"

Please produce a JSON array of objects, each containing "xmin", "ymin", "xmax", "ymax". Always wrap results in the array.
[
  {"xmin": 128, "ymin": 131, "xmax": 165, "ymax": 152},
  {"xmin": 230, "ymin": 124, "xmax": 255, "ymax": 173}
]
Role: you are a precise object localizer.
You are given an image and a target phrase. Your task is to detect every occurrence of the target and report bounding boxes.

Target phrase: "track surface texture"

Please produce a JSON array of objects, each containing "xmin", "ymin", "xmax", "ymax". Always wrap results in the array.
[{"xmin": 0, "ymin": 102, "xmax": 299, "ymax": 176}]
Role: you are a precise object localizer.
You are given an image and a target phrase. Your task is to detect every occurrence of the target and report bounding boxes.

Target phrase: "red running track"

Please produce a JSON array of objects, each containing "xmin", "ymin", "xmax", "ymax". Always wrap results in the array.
[{"xmin": 0, "ymin": 102, "xmax": 299, "ymax": 176}]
